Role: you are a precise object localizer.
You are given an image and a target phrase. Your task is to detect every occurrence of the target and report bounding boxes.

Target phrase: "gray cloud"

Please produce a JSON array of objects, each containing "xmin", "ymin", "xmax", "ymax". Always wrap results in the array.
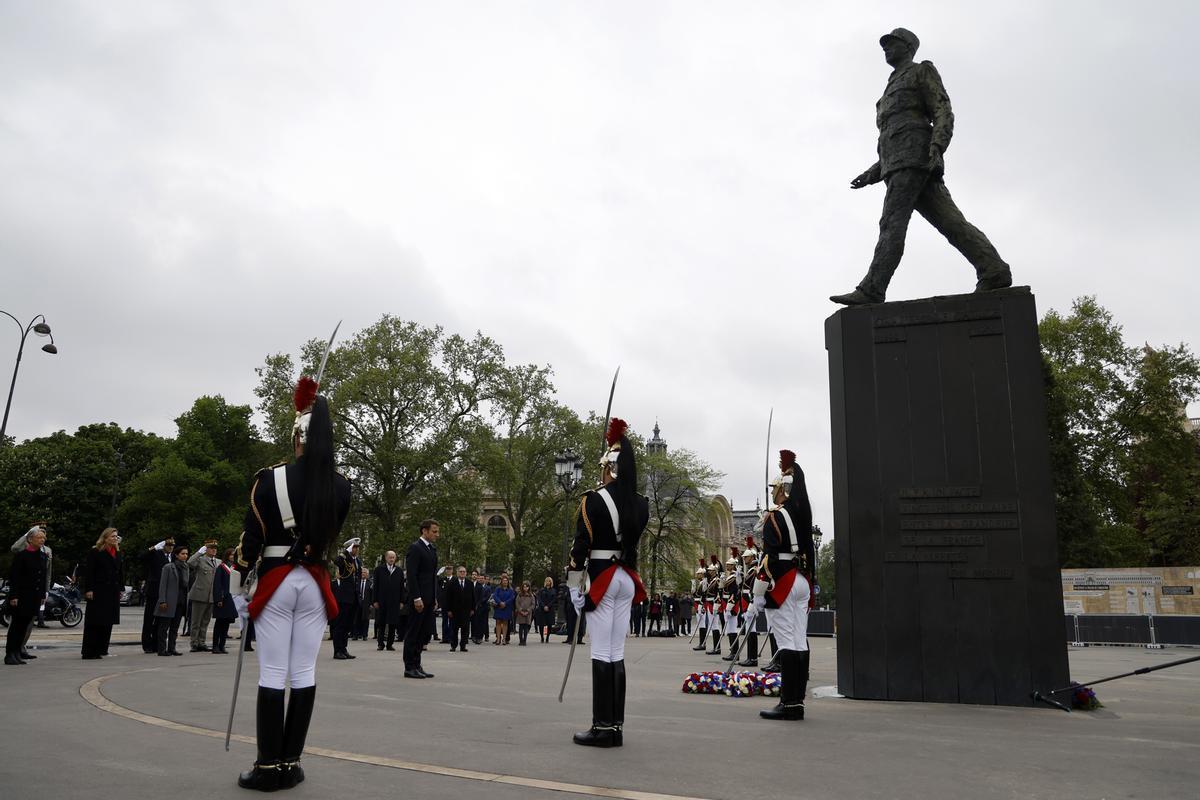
[{"xmin": 2, "ymin": 1, "xmax": 1197, "ymax": 534}]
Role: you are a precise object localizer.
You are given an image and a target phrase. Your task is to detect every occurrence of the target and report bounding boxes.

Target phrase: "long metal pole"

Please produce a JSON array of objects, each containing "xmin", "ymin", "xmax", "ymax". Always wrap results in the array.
[{"xmin": 0, "ymin": 329, "xmax": 28, "ymax": 445}]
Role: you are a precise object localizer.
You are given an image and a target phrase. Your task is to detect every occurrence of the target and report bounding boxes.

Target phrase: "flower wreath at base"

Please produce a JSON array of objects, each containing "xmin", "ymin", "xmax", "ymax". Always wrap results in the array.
[
  {"xmin": 681, "ymin": 671, "xmax": 782, "ymax": 697},
  {"xmin": 1069, "ymin": 682, "xmax": 1103, "ymax": 711}
]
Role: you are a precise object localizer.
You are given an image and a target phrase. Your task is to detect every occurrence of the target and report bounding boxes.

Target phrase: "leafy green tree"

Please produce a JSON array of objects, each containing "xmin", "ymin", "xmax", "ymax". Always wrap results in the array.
[
  {"xmin": 0, "ymin": 423, "xmax": 165, "ymax": 576},
  {"xmin": 471, "ymin": 364, "xmax": 591, "ymax": 583},
  {"xmin": 639, "ymin": 446, "xmax": 724, "ymax": 597},
  {"xmin": 816, "ymin": 539, "xmax": 835, "ymax": 610},
  {"xmin": 1041, "ymin": 297, "xmax": 1200, "ymax": 566},
  {"xmin": 116, "ymin": 396, "xmax": 270, "ymax": 568},
  {"xmin": 255, "ymin": 316, "xmax": 505, "ymax": 554}
]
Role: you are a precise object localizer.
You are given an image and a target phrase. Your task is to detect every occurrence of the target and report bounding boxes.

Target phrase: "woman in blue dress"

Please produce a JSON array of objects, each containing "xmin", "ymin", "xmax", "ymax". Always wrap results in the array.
[{"xmin": 491, "ymin": 575, "xmax": 516, "ymax": 645}]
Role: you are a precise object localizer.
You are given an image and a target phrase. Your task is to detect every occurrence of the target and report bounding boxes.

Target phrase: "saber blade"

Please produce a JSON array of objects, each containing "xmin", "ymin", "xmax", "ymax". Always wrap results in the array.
[
  {"xmin": 315, "ymin": 320, "xmax": 343, "ymax": 386},
  {"xmin": 764, "ymin": 408, "xmax": 773, "ymax": 510}
]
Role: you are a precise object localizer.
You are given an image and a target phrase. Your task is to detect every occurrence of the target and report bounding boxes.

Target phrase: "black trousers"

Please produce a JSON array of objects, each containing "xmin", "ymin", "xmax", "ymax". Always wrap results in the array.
[
  {"xmin": 377, "ymin": 621, "xmax": 403, "ymax": 648},
  {"xmin": 403, "ymin": 604, "xmax": 434, "ymax": 670},
  {"xmin": 156, "ymin": 615, "xmax": 182, "ymax": 654},
  {"xmin": 6, "ymin": 608, "xmax": 34, "ymax": 656},
  {"xmin": 81, "ymin": 622, "xmax": 113, "ymax": 658},
  {"xmin": 449, "ymin": 616, "xmax": 470, "ymax": 650},
  {"xmin": 141, "ymin": 594, "xmax": 159, "ymax": 651},
  {"xmin": 331, "ymin": 600, "xmax": 355, "ymax": 653},
  {"xmin": 470, "ymin": 609, "xmax": 488, "ymax": 641},
  {"xmin": 212, "ymin": 619, "xmax": 232, "ymax": 651},
  {"xmin": 518, "ymin": 623, "xmax": 531, "ymax": 644}
]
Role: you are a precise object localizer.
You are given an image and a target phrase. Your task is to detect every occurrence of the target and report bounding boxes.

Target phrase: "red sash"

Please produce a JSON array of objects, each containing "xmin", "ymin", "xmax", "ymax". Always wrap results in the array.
[
  {"xmin": 586, "ymin": 563, "xmax": 647, "ymax": 607},
  {"xmin": 768, "ymin": 568, "xmax": 801, "ymax": 607},
  {"xmin": 703, "ymin": 601, "xmax": 714, "ymax": 613},
  {"xmin": 248, "ymin": 563, "xmax": 339, "ymax": 621}
]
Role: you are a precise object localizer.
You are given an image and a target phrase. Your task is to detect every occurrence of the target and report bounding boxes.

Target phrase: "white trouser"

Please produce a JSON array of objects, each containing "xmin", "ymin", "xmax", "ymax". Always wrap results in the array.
[
  {"xmin": 723, "ymin": 609, "xmax": 742, "ymax": 635},
  {"xmin": 699, "ymin": 609, "xmax": 712, "ymax": 628},
  {"xmin": 588, "ymin": 567, "xmax": 635, "ymax": 663},
  {"xmin": 255, "ymin": 566, "xmax": 328, "ymax": 690},
  {"xmin": 766, "ymin": 573, "xmax": 810, "ymax": 652}
]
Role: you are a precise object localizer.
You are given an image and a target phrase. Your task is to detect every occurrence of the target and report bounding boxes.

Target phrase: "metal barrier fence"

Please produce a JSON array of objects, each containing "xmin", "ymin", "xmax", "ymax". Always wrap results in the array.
[{"xmin": 1065, "ymin": 614, "xmax": 1200, "ymax": 647}]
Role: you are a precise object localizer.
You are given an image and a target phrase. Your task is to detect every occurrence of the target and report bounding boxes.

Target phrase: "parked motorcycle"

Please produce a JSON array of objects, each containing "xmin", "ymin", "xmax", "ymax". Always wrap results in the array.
[{"xmin": 0, "ymin": 582, "xmax": 83, "ymax": 627}]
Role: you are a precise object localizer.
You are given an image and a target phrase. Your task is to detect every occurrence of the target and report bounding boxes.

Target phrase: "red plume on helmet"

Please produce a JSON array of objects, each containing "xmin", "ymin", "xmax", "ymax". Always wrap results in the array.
[
  {"xmin": 745, "ymin": 535, "xmax": 756, "ymax": 549},
  {"xmin": 710, "ymin": 555, "xmax": 720, "ymax": 566},
  {"xmin": 606, "ymin": 418, "xmax": 628, "ymax": 447},
  {"xmin": 730, "ymin": 547, "xmax": 740, "ymax": 559},
  {"xmin": 698, "ymin": 558, "xmax": 706, "ymax": 569},
  {"xmin": 294, "ymin": 376, "xmax": 319, "ymax": 414},
  {"xmin": 779, "ymin": 449, "xmax": 796, "ymax": 472}
]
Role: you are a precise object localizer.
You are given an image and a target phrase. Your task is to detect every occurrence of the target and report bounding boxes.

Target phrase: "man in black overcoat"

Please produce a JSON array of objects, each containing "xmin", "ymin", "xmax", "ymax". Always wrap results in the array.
[
  {"xmin": 141, "ymin": 538, "xmax": 174, "ymax": 653},
  {"xmin": 402, "ymin": 519, "xmax": 439, "ymax": 678},
  {"xmin": 372, "ymin": 550, "xmax": 406, "ymax": 651}
]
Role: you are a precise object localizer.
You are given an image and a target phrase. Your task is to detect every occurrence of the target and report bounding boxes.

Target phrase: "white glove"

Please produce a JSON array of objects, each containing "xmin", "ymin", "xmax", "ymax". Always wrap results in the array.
[
  {"xmin": 751, "ymin": 595, "xmax": 766, "ymax": 615},
  {"xmin": 232, "ymin": 594, "xmax": 250, "ymax": 620},
  {"xmin": 569, "ymin": 588, "xmax": 585, "ymax": 612},
  {"xmin": 153, "ymin": 540, "xmax": 166, "ymax": 551}
]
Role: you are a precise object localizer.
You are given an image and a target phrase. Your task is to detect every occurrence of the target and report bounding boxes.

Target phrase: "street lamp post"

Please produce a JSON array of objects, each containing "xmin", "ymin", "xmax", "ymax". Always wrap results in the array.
[
  {"xmin": 554, "ymin": 452, "xmax": 583, "ymax": 634},
  {"xmin": 555, "ymin": 452, "xmax": 584, "ymax": 570},
  {"xmin": 0, "ymin": 311, "xmax": 58, "ymax": 445}
]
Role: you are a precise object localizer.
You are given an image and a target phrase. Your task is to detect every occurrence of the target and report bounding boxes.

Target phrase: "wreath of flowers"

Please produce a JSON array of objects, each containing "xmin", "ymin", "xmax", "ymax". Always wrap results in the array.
[
  {"xmin": 681, "ymin": 671, "xmax": 782, "ymax": 697},
  {"xmin": 1070, "ymin": 682, "xmax": 1103, "ymax": 711}
]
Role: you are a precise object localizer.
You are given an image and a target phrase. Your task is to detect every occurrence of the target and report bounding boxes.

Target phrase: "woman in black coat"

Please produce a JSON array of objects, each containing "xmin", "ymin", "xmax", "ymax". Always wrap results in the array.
[
  {"xmin": 211, "ymin": 548, "xmax": 239, "ymax": 654},
  {"xmin": 536, "ymin": 576, "xmax": 557, "ymax": 643},
  {"xmin": 81, "ymin": 527, "xmax": 123, "ymax": 659}
]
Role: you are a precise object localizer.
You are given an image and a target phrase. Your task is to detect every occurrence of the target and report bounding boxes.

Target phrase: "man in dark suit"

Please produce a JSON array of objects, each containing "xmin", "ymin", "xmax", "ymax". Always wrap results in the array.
[
  {"xmin": 141, "ymin": 538, "xmax": 174, "ymax": 653},
  {"xmin": 444, "ymin": 565, "xmax": 474, "ymax": 652},
  {"xmin": 402, "ymin": 519, "xmax": 439, "ymax": 678},
  {"xmin": 372, "ymin": 550, "xmax": 406, "ymax": 651}
]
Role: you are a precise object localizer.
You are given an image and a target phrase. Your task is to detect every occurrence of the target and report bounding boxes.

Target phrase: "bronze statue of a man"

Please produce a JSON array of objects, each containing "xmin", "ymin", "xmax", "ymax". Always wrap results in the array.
[{"xmin": 831, "ymin": 28, "xmax": 1012, "ymax": 306}]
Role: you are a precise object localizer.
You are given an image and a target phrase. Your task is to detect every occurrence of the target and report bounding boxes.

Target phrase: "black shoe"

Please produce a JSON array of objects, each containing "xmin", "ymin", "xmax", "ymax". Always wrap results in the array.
[
  {"xmin": 460, "ymin": 648, "xmax": 468, "ymax": 653},
  {"xmin": 403, "ymin": 669, "xmax": 426, "ymax": 679},
  {"xmin": 157, "ymin": 652, "xmax": 171, "ymax": 657},
  {"xmin": 377, "ymin": 645, "xmax": 385, "ymax": 651},
  {"xmin": 238, "ymin": 686, "xmax": 285, "ymax": 791},
  {"xmin": 385, "ymin": 646, "xmax": 395, "ymax": 651},
  {"xmin": 20, "ymin": 650, "xmax": 36, "ymax": 659},
  {"xmin": 417, "ymin": 669, "xmax": 435, "ymax": 678},
  {"xmin": 692, "ymin": 630, "xmax": 707, "ymax": 651},
  {"xmin": 830, "ymin": 289, "xmax": 883, "ymax": 306},
  {"xmin": 573, "ymin": 726, "xmax": 618, "ymax": 747},
  {"xmin": 333, "ymin": 651, "xmax": 351, "ymax": 660},
  {"xmin": 4, "ymin": 654, "xmax": 24, "ymax": 665},
  {"xmin": 213, "ymin": 648, "xmax": 228, "ymax": 655},
  {"xmin": 191, "ymin": 646, "xmax": 203, "ymax": 652},
  {"xmin": 82, "ymin": 654, "xmax": 102, "ymax": 660},
  {"xmin": 759, "ymin": 701, "xmax": 805, "ymax": 720},
  {"xmin": 170, "ymin": 651, "xmax": 183, "ymax": 656},
  {"xmin": 245, "ymin": 644, "xmax": 254, "ymax": 652},
  {"xmin": 738, "ymin": 658, "xmax": 759, "ymax": 668}
]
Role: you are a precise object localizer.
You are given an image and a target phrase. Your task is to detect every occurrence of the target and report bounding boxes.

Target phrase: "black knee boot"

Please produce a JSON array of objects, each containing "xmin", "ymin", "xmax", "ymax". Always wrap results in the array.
[
  {"xmin": 692, "ymin": 626, "xmax": 707, "ymax": 651},
  {"xmin": 722, "ymin": 633, "xmax": 738, "ymax": 661},
  {"xmin": 573, "ymin": 660, "xmax": 617, "ymax": 747},
  {"xmin": 739, "ymin": 633, "xmax": 759, "ymax": 667},
  {"xmin": 611, "ymin": 660, "xmax": 626, "ymax": 747},
  {"xmin": 278, "ymin": 686, "xmax": 316, "ymax": 788},
  {"xmin": 706, "ymin": 628, "xmax": 721, "ymax": 655},
  {"xmin": 759, "ymin": 650, "xmax": 806, "ymax": 720},
  {"xmin": 239, "ymin": 687, "xmax": 285, "ymax": 790}
]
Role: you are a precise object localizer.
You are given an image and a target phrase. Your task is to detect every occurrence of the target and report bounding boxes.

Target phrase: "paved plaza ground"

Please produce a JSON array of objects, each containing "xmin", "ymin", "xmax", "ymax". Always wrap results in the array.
[{"xmin": 1, "ymin": 618, "xmax": 1197, "ymax": 799}]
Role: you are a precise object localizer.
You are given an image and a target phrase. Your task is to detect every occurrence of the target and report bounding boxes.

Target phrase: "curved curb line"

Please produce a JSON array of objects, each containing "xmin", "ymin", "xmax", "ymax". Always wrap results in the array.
[{"xmin": 80, "ymin": 671, "xmax": 709, "ymax": 800}]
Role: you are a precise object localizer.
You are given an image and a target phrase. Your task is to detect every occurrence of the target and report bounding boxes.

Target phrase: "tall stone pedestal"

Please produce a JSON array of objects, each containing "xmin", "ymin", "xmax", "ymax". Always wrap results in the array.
[{"xmin": 825, "ymin": 287, "xmax": 1069, "ymax": 706}]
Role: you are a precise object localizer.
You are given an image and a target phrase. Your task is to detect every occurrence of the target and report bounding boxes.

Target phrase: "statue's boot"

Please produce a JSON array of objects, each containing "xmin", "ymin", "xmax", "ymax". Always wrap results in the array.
[{"xmin": 830, "ymin": 289, "xmax": 884, "ymax": 306}]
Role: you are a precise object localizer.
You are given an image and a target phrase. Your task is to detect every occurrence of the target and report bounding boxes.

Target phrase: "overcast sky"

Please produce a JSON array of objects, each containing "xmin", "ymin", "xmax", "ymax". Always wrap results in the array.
[{"xmin": 3, "ymin": 2, "xmax": 1198, "ymax": 533}]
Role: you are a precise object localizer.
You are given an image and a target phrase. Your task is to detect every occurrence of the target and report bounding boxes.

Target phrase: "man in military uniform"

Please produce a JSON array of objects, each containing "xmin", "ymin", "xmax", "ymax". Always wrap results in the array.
[
  {"xmin": 831, "ymin": 28, "xmax": 1012, "ymax": 306},
  {"xmin": 331, "ymin": 538, "xmax": 361, "ymax": 659},
  {"xmin": 690, "ymin": 560, "xmax": 708, "ymax": 651},
  {"xmin": 719, "ymin": 548, "xmax": 742, "ymax": 660},
  {"xmin": 188, "ymin": 540, "xmax": 218, "ymax": 652}
]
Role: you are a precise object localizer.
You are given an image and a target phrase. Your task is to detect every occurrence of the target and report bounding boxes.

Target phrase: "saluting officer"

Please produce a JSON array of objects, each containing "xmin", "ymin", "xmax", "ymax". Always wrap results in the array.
[{"xmin": 330, "ymin": 538, "xmax": 362, "ymax": 659}]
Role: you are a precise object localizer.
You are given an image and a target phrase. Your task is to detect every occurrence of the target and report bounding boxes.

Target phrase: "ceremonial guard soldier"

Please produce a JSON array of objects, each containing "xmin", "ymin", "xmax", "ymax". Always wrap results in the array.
[
  {"xmin": 719, "ymin": 548, "xmax": 742, "ymax": 660},
  {"xmin": 330, "ymin": 538, "xmax": 362, "ymax": 659},
  {"xmin": 566, "ymin": 419, "xmax": 649, "ymax": 748},
  {"xmin": 737, "ymin": 537, "xmax": 770, "ymax": 668},
  {"xmin": 703, "ymin": 555, "xmax": 723, "ymax": 655},
  {"xmin": 690, "ymin": 559, "xmax": 709, "ymax": 652},
  {"xmin": 749, "ymin": 450, "xmax": 815, "ymax": 720},
  {"xmin": 234, "ymin": 376, "xmax": 351, "ymax": 790}
]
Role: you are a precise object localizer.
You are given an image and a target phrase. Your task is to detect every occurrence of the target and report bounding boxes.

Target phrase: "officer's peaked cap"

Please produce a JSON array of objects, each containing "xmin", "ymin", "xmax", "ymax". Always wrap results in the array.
[{"xmin": 880, "ymin": 28, "xmax": 919, "ymax": 53}]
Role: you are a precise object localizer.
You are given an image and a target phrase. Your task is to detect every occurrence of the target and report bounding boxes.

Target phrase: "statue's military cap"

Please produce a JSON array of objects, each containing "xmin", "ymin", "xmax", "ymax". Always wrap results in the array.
[{"xmin": 880, "ymin": 28, "xmax": 919, "ymax": 53}]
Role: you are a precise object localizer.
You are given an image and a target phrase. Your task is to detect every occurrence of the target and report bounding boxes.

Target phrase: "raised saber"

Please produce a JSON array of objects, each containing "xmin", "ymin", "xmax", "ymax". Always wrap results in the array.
[
  {"xmin": 315, "ymin": 320, "xmax": 342, "ymax": 386},
  {"xmin": 764, "ymin": 408, "xmax": 773, "ymax": 511},
  {"xmin": 559, "ymin": 365, "xmax": 620, "ymax": 703}
]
